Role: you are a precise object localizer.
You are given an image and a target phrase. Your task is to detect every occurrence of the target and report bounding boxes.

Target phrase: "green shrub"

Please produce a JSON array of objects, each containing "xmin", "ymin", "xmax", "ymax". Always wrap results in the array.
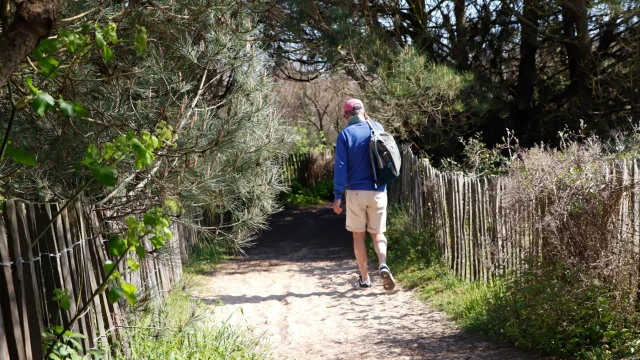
[
  {"xmin": 382, "ymin": 207, "xmax": 640, "ymax": 359},
  {"xmin": 381, "ymin": 207, "xmax": 440, "ymax": 272},
  {"xmin": 122, "ymin": 290, "xmax": 268, "ymax": 359},
  {"xmin": 311, "ymin": 180, "xmax": 334, "ymax": 200},
  {"xmin": 484, "ymin": 267, "xmax": 640, "ymax": 359},
  {"xmin": 281, "ymin": 180, "xmax": 333, "ymax": 207}
]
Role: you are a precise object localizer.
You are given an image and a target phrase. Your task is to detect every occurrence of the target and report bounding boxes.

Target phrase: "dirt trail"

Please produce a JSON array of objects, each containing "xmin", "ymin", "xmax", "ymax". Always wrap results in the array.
[{"xmin": 191, "ymin": 206, "xmax": 546, "ymax": 360}]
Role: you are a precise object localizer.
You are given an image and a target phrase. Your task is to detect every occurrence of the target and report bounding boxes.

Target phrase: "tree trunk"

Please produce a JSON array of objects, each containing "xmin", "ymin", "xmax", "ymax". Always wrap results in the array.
[
  {"xmin": 517, "ymin": 0, "xmax": 539, "ymax": 112},
  {"xmin": 452, "ymin": 0, "xmax": 468, "ymax": 69},
  {"xmin": 403, "ymin": 0, "xmax": 435, "ymax": 54},
  {"xmin": 515, "ymin": 0, "xmax": 540, "ymax": 139},
  {"xmin": 562, "ymin": 0, "xmax": 592, "ymax": 121},
  {"xmin": 0, "ymin": 0, "xmax": 62, "ymax": 89}
]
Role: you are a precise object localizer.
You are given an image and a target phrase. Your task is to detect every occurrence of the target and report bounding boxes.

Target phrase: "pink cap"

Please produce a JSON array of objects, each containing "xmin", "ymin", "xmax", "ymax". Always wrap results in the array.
[{"xmin": 343, "ymin": 99, "xmax": 364, "ymax": 114}]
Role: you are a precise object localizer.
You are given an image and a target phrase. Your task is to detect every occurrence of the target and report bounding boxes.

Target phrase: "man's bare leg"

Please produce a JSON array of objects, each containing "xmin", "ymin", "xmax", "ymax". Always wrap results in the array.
[
  {"xmin": 372, "ymin": 232, "xmax": 395, "ymax": 290},
  {"xmin": 371, "ymin": 233, "xmax": 387, "ymax": 266},
  {"xmin": 353, "ymin": 231, "xmax": 369, "ymax": 282}
]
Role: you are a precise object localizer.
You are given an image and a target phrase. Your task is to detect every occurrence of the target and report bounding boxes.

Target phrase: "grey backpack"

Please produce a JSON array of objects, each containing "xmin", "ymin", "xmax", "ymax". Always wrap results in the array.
[{"xmin": 365, "ymin": 120, "xmax": 401, "ymax": 186}]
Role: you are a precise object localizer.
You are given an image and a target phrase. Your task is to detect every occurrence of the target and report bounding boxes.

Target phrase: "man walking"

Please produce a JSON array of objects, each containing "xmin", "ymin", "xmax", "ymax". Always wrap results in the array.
[{"xmin": 332, "ymin": 98, "xmax": 395, "ymax": 290}]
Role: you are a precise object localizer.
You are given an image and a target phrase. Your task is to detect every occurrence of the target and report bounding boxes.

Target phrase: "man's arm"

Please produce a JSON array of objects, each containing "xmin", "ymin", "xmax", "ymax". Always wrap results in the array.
[{"xmin": 333, "ymin": 132, "xmax": 347, "ymax": 213}]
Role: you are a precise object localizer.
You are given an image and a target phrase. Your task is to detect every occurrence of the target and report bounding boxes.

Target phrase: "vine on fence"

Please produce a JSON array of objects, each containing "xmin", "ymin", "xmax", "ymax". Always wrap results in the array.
[{"xmin": 0, "ymin": 19, "xmax": 183, "ymax": 359}]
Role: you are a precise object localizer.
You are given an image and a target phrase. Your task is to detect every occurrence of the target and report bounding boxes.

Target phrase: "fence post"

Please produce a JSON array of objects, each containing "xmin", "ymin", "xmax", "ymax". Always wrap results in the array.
[
  {"xmin": 0, "ymin": 206, "xmax": 26, "ymax": 360},
  {"xmin": 7, "ymin": 201, "xmax": 43, "ymax": 359}
]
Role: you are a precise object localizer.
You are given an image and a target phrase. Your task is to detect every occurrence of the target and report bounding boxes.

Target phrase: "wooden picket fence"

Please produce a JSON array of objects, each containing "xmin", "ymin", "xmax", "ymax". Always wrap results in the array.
[
  {"xmin": 283, "ymin": 151, "xmax": 334, "ymax": 188},
  {"xmin": 388, "ymin": 149, "xmax": 502, "ymax": 282},
  {"xmin": 388, "ymin": 146, "xmax": 640, "ymax": 284},
  {"xmin": 0, "ymin": 200, "xmax": 192, "ymax": 359}
]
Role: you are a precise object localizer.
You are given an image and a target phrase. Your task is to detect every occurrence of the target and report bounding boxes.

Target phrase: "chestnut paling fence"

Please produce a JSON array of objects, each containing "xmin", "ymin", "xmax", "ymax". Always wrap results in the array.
[
  {"xmin": 387, "ymin": 148, "xmax": 513, "ymax": 282},
  {"xmin": 282, "ymin": 150, "xmax": 334, "ymax": 188},
  {"xmin": 387, "ymin": 147, "xmax": 640, "ymax": 283},
  {"xmin": 0, "ymin": 200, "xmax": 198, "ymax": 359}
]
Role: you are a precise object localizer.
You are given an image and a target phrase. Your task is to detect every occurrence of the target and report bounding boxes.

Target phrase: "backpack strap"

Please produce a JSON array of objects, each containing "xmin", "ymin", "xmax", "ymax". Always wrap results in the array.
[
  {"xmin": 365, "ymin": 119, "xmax": 379, "ymax": 187},
  {"xmin": 365, "ymin": 119, "xmax": 375, "ymax": 135},
  {"xmin": 365, "ymin": 119, "xmax": 383, "ymax": 133}
]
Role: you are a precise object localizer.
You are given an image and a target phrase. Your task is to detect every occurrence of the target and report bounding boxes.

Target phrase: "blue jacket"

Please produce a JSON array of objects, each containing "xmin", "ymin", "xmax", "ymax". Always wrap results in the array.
[{"xmin": 333, "ymin": 117, "xmax": 387, "ymax": 200}]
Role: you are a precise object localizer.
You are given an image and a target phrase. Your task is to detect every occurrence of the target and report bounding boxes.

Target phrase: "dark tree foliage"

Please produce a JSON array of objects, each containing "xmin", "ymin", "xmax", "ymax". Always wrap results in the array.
[
  {"xmin": 262, "ymin": 0, "xmax": 640, "ymax": 159},
  {"xmin": 0, "ymin": 0, "xmax": 293, "ymax": 250}
]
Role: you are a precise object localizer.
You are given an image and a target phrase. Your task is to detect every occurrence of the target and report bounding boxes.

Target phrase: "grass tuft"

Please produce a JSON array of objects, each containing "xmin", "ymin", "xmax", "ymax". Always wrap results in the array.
[
  {"xmin": 183, "ymin": 241, "xmax": 231, "ymax": 275},
  {"xmin": 121, "ymin": 290, "xmax": 269, "ymax": 360}
]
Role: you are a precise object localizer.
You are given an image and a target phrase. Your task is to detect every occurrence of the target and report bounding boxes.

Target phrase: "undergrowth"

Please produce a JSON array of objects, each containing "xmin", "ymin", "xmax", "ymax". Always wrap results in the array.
[
  {"xmin": 183, "ymin": 240, "xmax": 231, "ymax": 274},
  {"xmin": 382, "ymin": 207, "xmax": 640, "ymax": 359},
  {"xmin": 281, "ymin": 180, "xmax": 333, "ymax": 207},
  {"xmin": 121, "ymin": 289, "xmax": 268, "ymax": 360}
]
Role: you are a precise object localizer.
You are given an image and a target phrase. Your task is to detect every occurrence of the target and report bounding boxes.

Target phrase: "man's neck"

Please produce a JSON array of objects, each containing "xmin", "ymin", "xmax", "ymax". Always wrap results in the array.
[{"xmin": 348, "ymin": 115, "xmax": 366, "ymax": 125}]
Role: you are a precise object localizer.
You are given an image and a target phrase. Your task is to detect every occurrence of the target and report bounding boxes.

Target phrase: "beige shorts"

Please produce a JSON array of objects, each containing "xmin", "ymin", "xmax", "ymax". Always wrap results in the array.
[{"xmin": 345, "ymin": 190, "xmax": 387, "ymax": 234}]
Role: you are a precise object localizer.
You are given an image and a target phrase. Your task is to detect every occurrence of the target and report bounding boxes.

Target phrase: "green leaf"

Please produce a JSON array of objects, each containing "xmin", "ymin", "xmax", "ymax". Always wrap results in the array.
[
  {"xmin": 25, "ymin": 76, "xmax": 38, "ymax": 94},
  {"xmin": 38, "ymin": 38, "xmax": 61, "ymax": 53},
  {"xmin": 59, "ymin": 30, "xmax": 86, "ymax": 54},
  {"xmin": 102, "ymin": 142, "xmax": 116, "ymax": 160},
  {"xmin": 129, "ymin": 138, "xmax": 147, "ymax": 157},
  {"xmin": 60, "ymin": 297, "xmax": 71, "ymax": 311},
  {"xmin": 143, "ymin": 212, "xmax": 155, "ymax": 226},
  {"xmin": 127, "ymin": 259, "xmax": 141, "ymax": 271},
  {"xmin": 126, "ymin": 130, "xmax": 136, "ymax": 141},
  {"xmin": 73, "ymin": 102, "xmax": 90, "ymax": 118},
  {"xmin": 135, "ymin": 152, "xmax": 154, "ymax": 169},
  {"xmin": 53, "ymin": 288, "xmax": 66, "ymax": 301},
  {"xmin": 103, "ymin": 45, "xmax": 114, "ymax": 63},
  {"xmin": 91, "ymin": 165, "xmax": 118, "ymax": 187},
  {"xmin": 58, "ymin": 345, "xmax": 70, "ymax": 356},
  {"xmin": 150, "ymin": 136, "xmax": 159, "ymax": 150},
  {"xmin": 125, "ymin": 216, "xmax": 138, "ymax": 228},
  {"xmin": 136, "ymin": 245, "xmax": 147, "ymax": 259},
  {"xmin": 81, "ymin": 23, "xmax": 91, "ymax": 35},
  {"xmin": 135, "ymin": 25, "xmax": 148, "ymax": 57},
  {"xmin": 149, "ymin": 235, "xmax": 165, "ymax": 249},
  {"xmin": 107, "ymin": 287, "xmax": 121, "ymax": 304},
  {"xmin": 69, "ymin": 332, "xmax": 87, "ymax": 339},
  {"xmin": 5, "ymin": 143, "xmax": 36, "ymax": 167},
  {"xmin": 83, "ymin": 144, "xmax": 101, "ymax": 166},
  {"xmin": 32, "ymin": 91, "xmax": 55, "ymax": 117},
  {"xmin": 51, "ymin": 325, "xmax": 64, "ymax": 335},
  {"xmin": 106, "ymin": 235, "xmax": 128, "ymax": 257},
  {"xmin": 58, "ymin": 99, "xmax": 75, "ymax": 118},
  {"xmin": 68, "ymin": 338, "xmax": 82, "ymax": 351},
  {"xmin": 103, "ymin": 260, "xmax": 115, "ymax": 274},
  {"xmin": 37, "ymin": 55, "xmax": 60, "ymax": 78},
  {"xmin": 95, "ymin": 31, "xmax": 106, "ymax": 48},
  {"xmin": 103, "ymin": 22, "xmax": 118, "ymax": 43},
  {"xmin": 121, "ymin": 282, "xmax": 136, "ymax": 306}
]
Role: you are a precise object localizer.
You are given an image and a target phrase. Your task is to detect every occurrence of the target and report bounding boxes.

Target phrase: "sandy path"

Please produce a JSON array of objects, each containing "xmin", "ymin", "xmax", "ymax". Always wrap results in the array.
[{"xmin": 191, "ymin": 206, "xmax": 546, "ymax": 360}]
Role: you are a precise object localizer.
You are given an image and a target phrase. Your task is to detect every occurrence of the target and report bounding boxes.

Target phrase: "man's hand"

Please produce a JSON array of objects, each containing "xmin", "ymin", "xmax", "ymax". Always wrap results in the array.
[{"xmin": 332, "ymin": 199, "xmax": 343, "ymax": 214}]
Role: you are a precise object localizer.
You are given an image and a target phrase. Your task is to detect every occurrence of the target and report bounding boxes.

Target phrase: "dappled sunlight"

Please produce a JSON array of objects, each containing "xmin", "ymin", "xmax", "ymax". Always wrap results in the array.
[{"xmin": 191, "ymin": 207, "xmax": 546, "ymax": 360}]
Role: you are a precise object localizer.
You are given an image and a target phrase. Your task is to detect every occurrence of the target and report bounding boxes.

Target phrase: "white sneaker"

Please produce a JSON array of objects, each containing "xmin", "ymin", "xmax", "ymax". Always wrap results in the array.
[
  {"xmin": 353, "ymin": 275, "xmax": 372, "ymax": 288},
  {"xmin": 379, "ymin": 265, "xmax": 395, "ymax": 290}
]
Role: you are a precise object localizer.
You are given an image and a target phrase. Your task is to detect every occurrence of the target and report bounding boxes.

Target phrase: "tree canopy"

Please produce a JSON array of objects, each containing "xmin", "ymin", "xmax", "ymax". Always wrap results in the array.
[
  {"xmin": 0, "ymin": 0, "xmax": 293, "ymax": 248},
  {"xmin": 264, "ymin": 0, "xmax": 640, "ymax": 158},
  {"xmin": 1, "ymin": 0, "xmax": 639, "ymax": 236}
]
